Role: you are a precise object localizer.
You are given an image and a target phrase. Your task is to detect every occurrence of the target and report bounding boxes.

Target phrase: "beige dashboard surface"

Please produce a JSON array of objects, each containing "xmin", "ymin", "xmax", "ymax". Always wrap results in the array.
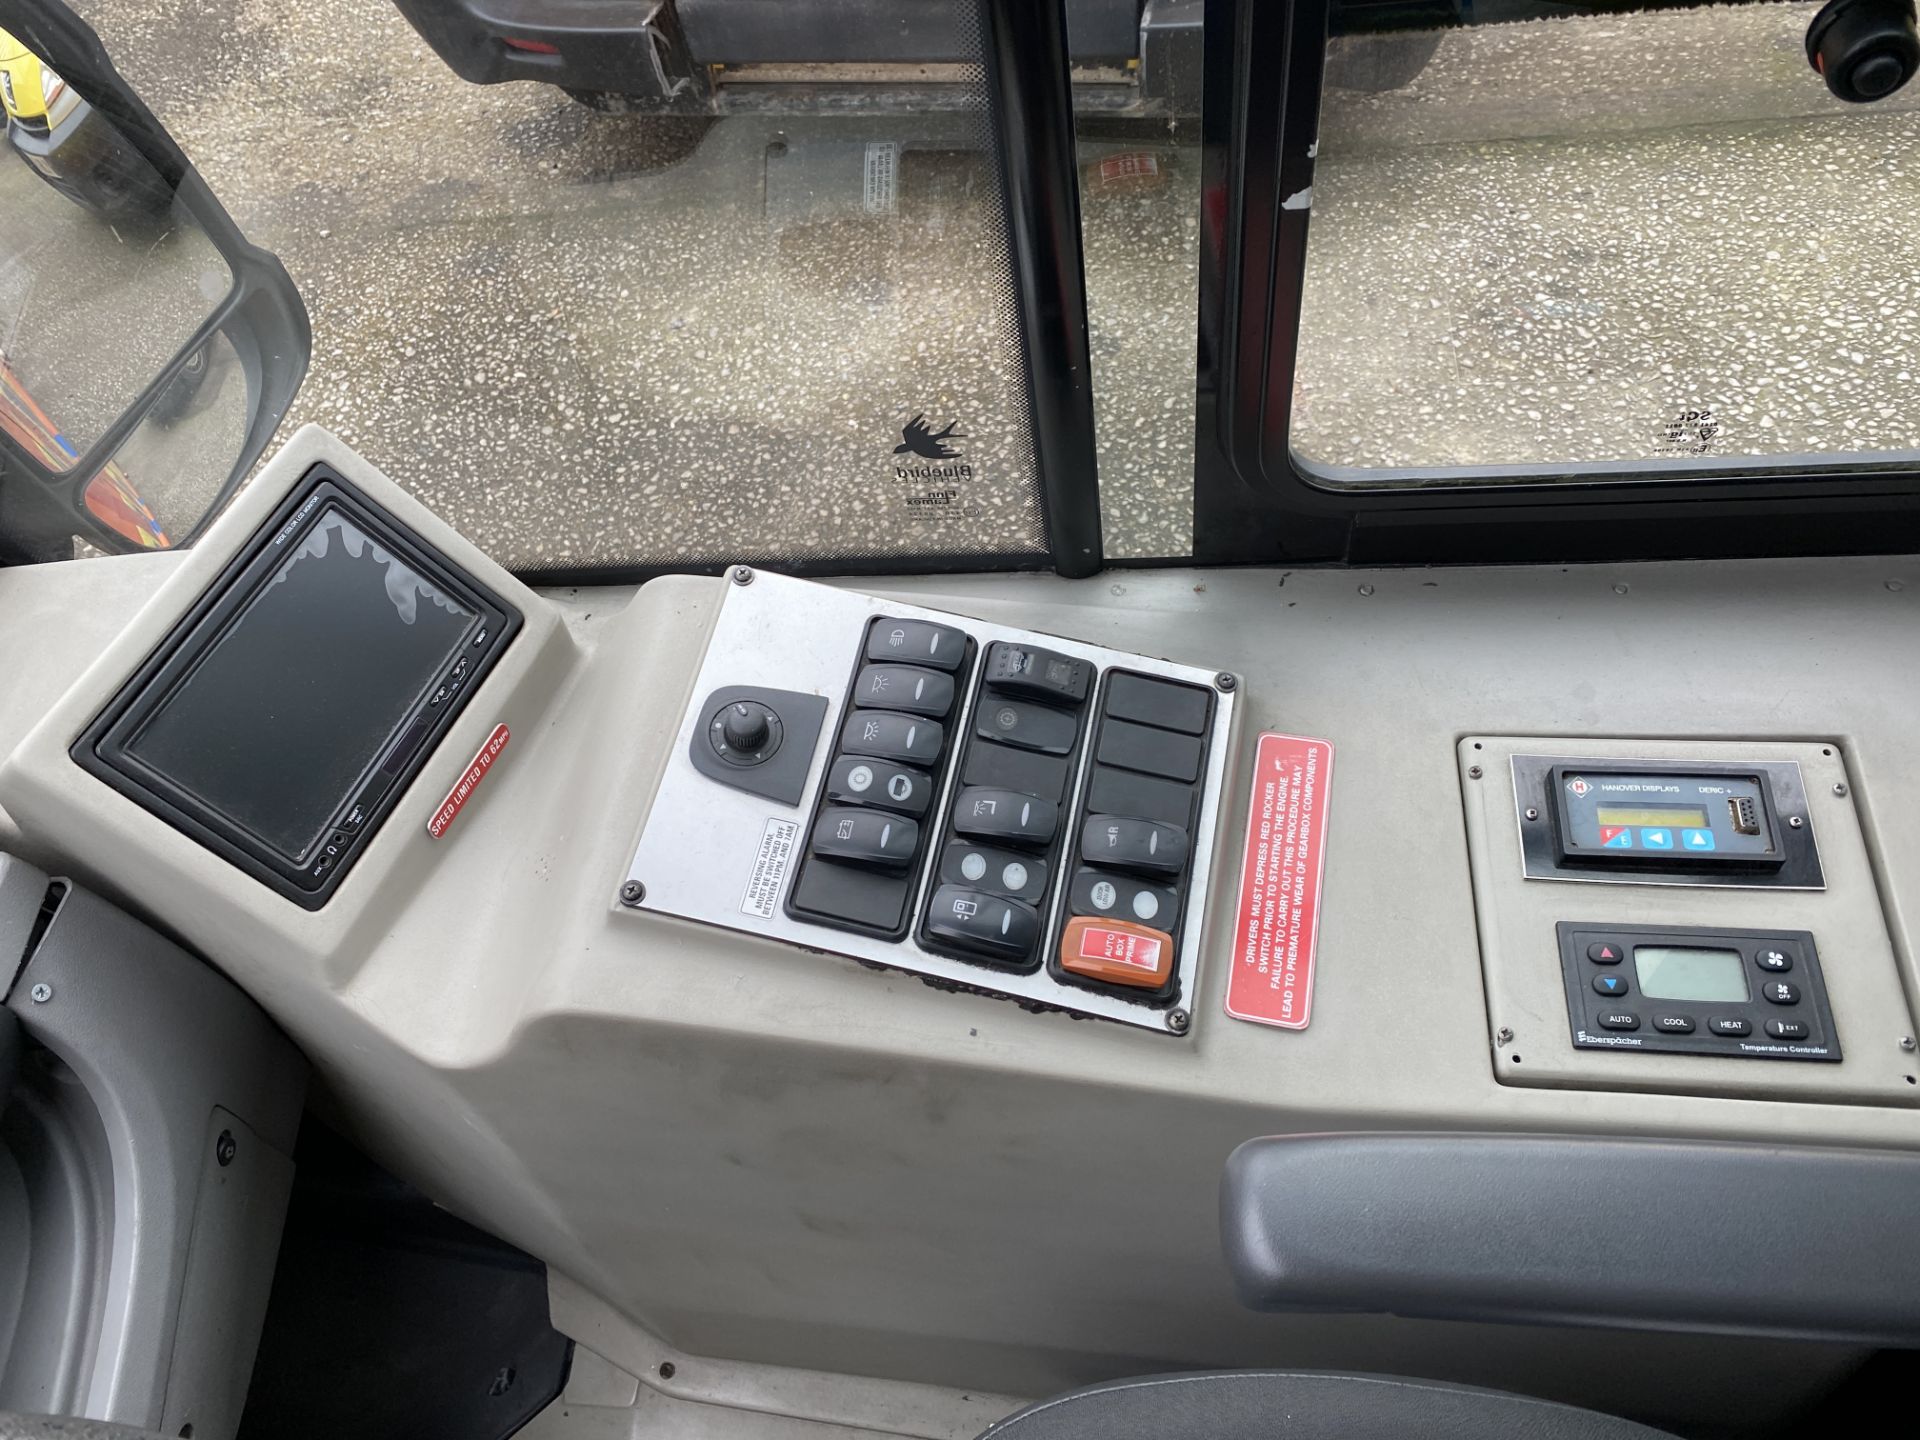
[{"xmin": 2, "ymin": 432, "xmax": 1916, "ymax": 1417}]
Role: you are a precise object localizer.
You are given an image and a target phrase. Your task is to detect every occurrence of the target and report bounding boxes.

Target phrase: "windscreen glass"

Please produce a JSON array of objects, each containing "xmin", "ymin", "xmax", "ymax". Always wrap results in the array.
[
  {"xmin": 126, "ymin": 507, "xmax": 475, "ymax": 858},
  {"xmin": 1293, "ymin": 0, "xmax": 1920, "ymax": 485},
  {"xmin": 76, "ymin": 0, "xmax": 1049, "ymax": 572}
]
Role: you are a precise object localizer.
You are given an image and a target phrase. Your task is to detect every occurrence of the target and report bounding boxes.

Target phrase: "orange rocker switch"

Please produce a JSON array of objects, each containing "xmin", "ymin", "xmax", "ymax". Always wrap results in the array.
[{"xmin": 1060, "ymin": 915, "xmax": 1176, "ymax": 990}]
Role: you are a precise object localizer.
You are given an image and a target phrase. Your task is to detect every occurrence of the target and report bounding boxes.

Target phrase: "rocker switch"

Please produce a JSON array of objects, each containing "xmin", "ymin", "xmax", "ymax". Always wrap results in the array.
[
  {"xmin": 812, "ymin": 807, "xmax": 920, "ymax": 870},
  {"xmin": 1080, "ymin": 815, "xmax": 1188, "ymax": 877},
  {"xmin": 952, "ymin": 787, "xmax": 1059, "ymax": 847}
]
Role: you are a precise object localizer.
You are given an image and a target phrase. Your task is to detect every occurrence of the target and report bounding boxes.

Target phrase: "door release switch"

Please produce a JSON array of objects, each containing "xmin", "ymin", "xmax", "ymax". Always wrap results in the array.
[
  {"xmin": 1079, "ymin": 815, "xmax": 1188, "ymax": 876},
  {"xmin": 952, "ymin": 788, "xmax": 1059, "ymax": 847},
  {"xmin": 812, "ymin": 806, "xmax": 920, "ymax": 870},
  {"xmin": 923, "ymin": 884, "xmax": 1042, "ymax": 966}
]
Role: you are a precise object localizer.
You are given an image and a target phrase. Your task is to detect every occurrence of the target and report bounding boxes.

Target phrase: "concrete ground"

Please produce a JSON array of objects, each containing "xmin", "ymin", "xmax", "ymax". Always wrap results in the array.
[
  {"xmin": 15, "ymin": 1, "xmax": 1919, "ymax": 565},
  {"xmin": 64, "ymin": 0, "xmax": 1199, "ymax": 568},
  {"xmin": 1300, "ymin": 6, "xmax": 1920, "ymax": 476}
]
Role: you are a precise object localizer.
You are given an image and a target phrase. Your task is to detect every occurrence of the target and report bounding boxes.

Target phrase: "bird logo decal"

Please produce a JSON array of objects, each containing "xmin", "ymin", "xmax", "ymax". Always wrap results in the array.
[{"xmin": 894, "ymin": 414, "xmax": 967, "ymax": 460}]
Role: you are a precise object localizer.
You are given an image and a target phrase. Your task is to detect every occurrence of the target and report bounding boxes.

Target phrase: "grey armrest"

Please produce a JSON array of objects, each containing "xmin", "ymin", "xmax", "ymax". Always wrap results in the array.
[{"xmin": 1222, "ymin": 1132, "xmax": 1920, "ymax": 1346}]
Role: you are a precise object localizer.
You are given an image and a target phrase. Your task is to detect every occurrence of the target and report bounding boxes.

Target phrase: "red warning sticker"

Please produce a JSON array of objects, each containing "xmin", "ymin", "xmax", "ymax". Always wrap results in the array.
[
  {"xmin": 1226, "ymin": 732, "xmax": 1335, "ymax": 1030},
  {"xmin": 427, "ymin": 724, "xmax": 510, "ymax": 839}
]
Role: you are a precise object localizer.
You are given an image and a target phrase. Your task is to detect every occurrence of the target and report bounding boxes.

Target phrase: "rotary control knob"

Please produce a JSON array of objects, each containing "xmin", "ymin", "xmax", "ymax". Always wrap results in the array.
[
  {"xmin": 722, "ymin": 702, "xmax": 770, "ymax": 752},
  {"xmin": 709, "ymin": 698, "xmax": 783, "ymax": 767}
]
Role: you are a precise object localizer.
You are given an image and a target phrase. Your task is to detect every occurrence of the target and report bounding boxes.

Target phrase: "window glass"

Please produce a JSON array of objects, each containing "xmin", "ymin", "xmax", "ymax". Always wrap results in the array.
[
  {"xmin": 1294, "ymin": 1, "xmax": 1920, "ymax": 484},
  {"xmin": 1074, "ymin": 4, "xmax": 1204, "ymax": 560},
  {"xmin": 75, "ymin": 0, "xmax": 1050, "ymax": 571}
]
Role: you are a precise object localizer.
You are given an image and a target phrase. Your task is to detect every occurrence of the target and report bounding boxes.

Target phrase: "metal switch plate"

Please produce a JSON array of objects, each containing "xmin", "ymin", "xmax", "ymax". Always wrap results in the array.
[{"xmin": 622, "ymin": 572, "xmax": 1238, "ymax": 1033}]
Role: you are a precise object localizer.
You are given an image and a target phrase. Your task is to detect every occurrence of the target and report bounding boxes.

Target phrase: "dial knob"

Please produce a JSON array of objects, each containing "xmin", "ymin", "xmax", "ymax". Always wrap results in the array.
[{"xmin": 721, "ymin": 701, "xmax": 772, "ymax": 753}]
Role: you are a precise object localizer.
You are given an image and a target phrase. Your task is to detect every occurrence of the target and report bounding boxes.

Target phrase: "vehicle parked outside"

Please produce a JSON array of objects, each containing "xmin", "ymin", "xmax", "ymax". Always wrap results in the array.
[{"xmin": 1, "ymin": 23, "xmax": 169, "ymax": 217}]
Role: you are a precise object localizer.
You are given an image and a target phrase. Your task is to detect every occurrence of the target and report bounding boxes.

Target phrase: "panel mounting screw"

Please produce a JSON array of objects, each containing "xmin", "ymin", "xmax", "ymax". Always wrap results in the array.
[
  {"xmin": 1468, "ymin": 765, "xmax": 1483, "ymax": 780},
  {"xmin": 29, "ymin": 983, "xmax": 51, "ymax": 1003},
  {"xmin": 1166, "ymin": 1008, "xmax": 1191, "ymax": 1035},
  {"xmin": 1357, "ymin": 583, "xmax": 1374, "ymax": 596},
  {"xmin": 1901, "ymin": 1036, "xmax": 1916, "ymax": 1052},
  {"xmin": 1833, "ymin": 782, "xmax": 1848, "ymax": 797},
  {"xmin": 1612, "ymin": 583, "xmax": 1630, "ymax": 595},
  {"xmin": 1524, "ymin": 807, "xmax": 1539, "ymax": 821},
  {"xmin": 731, "ymin": 566, "xmax": 753, "ymax": 585},
  {"xmin": 216, "ymin": 1130, "xmax": 237, "ymax": 1167},
  {"xmin": 1214, "ymin": 672, "xmax": 1237, "ymax": 692},
  {"xmin": 619, "ymin": 881, "xmax": 646, "ymax": 907},
  {"xmin": 1788, "ymin": 815, "xmax": 1804, "ymax": 829},
  {"xmin": 1496, "ymin": 1027, "xmax": 1514, "ymax": 1045}
]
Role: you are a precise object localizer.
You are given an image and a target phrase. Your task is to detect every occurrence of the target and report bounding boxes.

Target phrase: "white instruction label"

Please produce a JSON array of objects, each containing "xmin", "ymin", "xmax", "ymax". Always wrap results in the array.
[
  {"xmin": 864, "ymin": 142, "xmax": 899, "ymax": 214},
  {"xmin": 741, "ymin": 817, "xmax": 800, "ymax": 919}
]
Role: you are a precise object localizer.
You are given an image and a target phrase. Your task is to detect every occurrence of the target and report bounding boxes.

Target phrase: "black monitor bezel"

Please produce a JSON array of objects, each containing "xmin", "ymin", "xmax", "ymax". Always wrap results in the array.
[{"xmin": 72, "ymin": 463, "xmax": 522, "ymax": 910}]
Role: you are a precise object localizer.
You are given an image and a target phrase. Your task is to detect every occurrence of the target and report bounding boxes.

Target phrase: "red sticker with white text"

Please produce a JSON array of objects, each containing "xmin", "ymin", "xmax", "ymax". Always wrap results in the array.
[
  {"xmin": 427, "ymin": 724, "xmax": 510, "ymax": 839},
  {"xmin": 1226, "ymin": 732, "xmax": 1334, "ymax": 1030}
]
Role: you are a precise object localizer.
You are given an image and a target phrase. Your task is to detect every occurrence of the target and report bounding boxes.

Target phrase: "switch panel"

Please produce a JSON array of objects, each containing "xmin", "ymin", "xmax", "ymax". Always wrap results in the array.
[
  {"xmin": 624, "ymin": 573, "xmax": 1238, "ymax": 1035},
  {"xmin": 789, "ymin": 617, "xmax": 975, "ymax": 939},
  {"xmin": 1051, "ymin": 672, "xmax": 1216, "ymax": 1005},
  {"xmin": 918, "ymin": 652, "xmax": 1095, "ymax": 970}
]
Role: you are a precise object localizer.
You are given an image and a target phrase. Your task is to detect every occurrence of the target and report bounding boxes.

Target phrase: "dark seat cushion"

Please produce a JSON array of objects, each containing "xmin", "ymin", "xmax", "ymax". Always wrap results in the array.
[{"xmin": 979, "ymin": 1371, "xmax": 1678, "ymax": 1440}]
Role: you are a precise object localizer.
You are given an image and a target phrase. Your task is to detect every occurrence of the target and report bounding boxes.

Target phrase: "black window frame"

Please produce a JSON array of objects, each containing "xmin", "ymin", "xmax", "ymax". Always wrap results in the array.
[{"xmin": 1188, "ymin": 0, "xmax": 1920, "ymax": 569}]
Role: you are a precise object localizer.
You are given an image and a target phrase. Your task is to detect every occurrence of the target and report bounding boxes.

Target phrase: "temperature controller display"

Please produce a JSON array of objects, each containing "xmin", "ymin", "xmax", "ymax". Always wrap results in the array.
[{"xmin": 1552, "ymin": 766, "xmax": 1784, "ymax": 871}]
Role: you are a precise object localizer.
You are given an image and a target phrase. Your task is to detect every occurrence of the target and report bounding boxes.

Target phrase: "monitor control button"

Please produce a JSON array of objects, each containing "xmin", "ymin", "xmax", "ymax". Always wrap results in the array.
[
  {"xmin": 1754, "ymin": 948, "xmax": 1793, "ymax": 972},
  {"xmin": 1596, "ymin": 1011, "xmax": 1639, "ymax": 1031},
  {"xmin": 1761, "ymin": 980, "xmax": 1801, "ymax": 1005},
  {"xmin": 1766, "ymin": 1019, "xmax": 1811, "ymax": 1040},
  {"xmin": 1586, "ymin": 941, "xmax": 1625, "ymax": 965},
  {"xmin": 1592, "ymin": 973, "xmax": 1629, "ymax": 997},
  {"xmin": 1709, "ymin": 1016, "xmax": 1753, "ymax": 1037},
  {"xmin": 1652, "ymin": 1014, "xmax": 1695, "ymax": 1034}
]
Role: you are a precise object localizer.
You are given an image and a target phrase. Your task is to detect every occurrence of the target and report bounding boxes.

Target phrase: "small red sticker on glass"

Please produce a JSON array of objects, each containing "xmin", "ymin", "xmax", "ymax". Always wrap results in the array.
[
  {"xmin": 427, "ymin": 724, "xmax": 510, "ymax": 839},
  {"xmin": 1226, "ymin": 732, "xmax": 1334, "ymax": 1030}
]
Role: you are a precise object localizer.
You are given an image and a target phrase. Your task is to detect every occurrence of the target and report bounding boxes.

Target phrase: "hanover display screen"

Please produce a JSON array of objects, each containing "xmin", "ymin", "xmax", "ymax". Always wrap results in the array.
[{"xmin": 124, "ymin": 506, "xmax": 478, "ymax": 860}]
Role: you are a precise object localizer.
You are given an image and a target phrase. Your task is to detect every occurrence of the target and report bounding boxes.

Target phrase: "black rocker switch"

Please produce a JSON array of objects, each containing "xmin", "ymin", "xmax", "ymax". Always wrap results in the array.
[
  {"xmin": 923, "ymin": 884, "xmax": 1042, "ymax": 966},
  {"xmin": 952, "ymin": 787, "xmax": 1059, "ymax": 847},
  {"xmin": 840, "ymin": 709, "xmax": 944, "ymax": 766},
  {"xmin": 867, "ymin": 618, "xmax": 969, "ymax": 672},
  {"xmin": 1079, "ymin": 814, "xmax": 1188, "ymax": 876},
  {"xmin": 974, "ymin": 697, "xmax": 1078, "ymax": 755},
  {"xmin": 812, "ymin": 807, "xmax": 920, "ymax": 870},
  {"xmin": 983, "ymin": 642, "xmax": 1092, "ymax": 706},
  {"xmin": 852, "ymin": 665, "xmax": 955, "ymax": 719}
]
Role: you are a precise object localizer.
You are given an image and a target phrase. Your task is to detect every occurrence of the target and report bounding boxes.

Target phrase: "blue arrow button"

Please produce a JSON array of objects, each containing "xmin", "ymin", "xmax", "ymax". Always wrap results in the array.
[
  {"xmin": 1640, "ymin": 828, "xmax": 1673, "ymax": 850},
  {"xmin": 1681, "ymin": 828, "xmax": 1716, "ymax": 851}
]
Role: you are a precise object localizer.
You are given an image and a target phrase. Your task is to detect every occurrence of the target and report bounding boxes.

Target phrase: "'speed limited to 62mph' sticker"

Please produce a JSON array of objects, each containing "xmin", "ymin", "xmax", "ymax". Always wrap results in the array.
[
  {"xmin": 1226, "ymin": 733, "xmax": 1335, "ymax": 1030},
  {"xmin": 741, "ymin": 817, "xmax": 800, "ymax": 918},
  {"xmin": 427, "ymin": 724, "xmax": 510, "ymax": 839}
]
